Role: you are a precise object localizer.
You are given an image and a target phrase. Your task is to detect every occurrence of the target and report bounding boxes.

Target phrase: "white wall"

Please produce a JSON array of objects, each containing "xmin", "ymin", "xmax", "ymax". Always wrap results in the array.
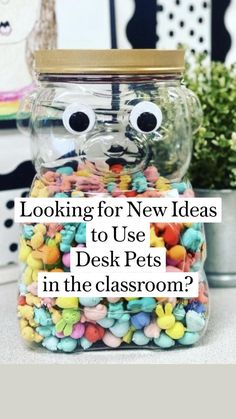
[
  {"xmin": 225, "ymin": 0, "xmax": 236, "ymax": 64},
  {"xmin": 55, "ymin": 0, "xmax": 236, "ymax": 65},
  {"xmin": 56, "ymin": 0, "xmax": 111, "ymax": 49},
  {"xmin": 56, "ymin": 0, "xmax": 212, "ymax": 55}
]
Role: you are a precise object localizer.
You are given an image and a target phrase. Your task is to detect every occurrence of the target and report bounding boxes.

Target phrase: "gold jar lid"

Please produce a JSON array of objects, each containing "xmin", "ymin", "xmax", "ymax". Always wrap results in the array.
[{"xmin": 35, "ymin": 49, "xmax": 184, "ymax": 75}]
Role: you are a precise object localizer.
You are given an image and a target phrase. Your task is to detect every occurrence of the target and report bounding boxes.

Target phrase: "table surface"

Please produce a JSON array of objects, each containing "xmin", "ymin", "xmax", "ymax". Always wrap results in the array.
[{"xmin": 1, "ymin": 280, "xmax": 235, "ymax": 364}]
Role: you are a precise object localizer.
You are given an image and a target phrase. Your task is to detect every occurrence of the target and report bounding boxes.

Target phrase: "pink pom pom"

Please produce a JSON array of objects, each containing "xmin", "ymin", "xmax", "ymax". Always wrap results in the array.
[
  {"xmin": 62, "ymin": 252, "xmax": 70, "ymax": 268},
  {"xmin": 144, "ymin": 166, "xmax": 159, "ymax": 183},
  {"xmin": 71, "ymin": 322, "xmax": 85, "ymax": 339}
]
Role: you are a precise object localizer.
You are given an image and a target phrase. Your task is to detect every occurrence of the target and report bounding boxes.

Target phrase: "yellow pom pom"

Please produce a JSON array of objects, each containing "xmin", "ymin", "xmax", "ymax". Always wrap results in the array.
[
  {"xmin": 18, "ymin": 305, "xmax": 34, "ymax": 321},
  {"xmin": 21, "ymin": 326, "xmax": 35, "ymax": 342},
  {"xmin": 34, "ymin": 332, "xmax": 44, "ymax": 343},
  {"xmin": 119, "ymin": 183, "xmax": 129, "ymax": 191},
  {"xmin": 124, "ymin": 297, "xmax": 136, "ymax": 301},
  {"xmin": 54, "ymin": 233, "xmax": 62, "ymax": 244},
  {"xmin": 21, "ymin": 326, "xmax": 43, "ymax": 343},
  {"xmin": 156, "ymin": 303, "xmax": 175, "ymax": 330},
  {"xmin": 56, "ymin": 297, "xmax": 79, "ymax": 309},
  {"xmin": 30, "ymin": 180, "xmax": 45, "ymax": 197},
  {"xmin": 38, "ymin": 188, "xmax": 50, "ymax": 198},
  {"xmin": 123, "ymin": 326, "xmax": 135, "ymax": 344},
  {"xmin": 102, "ymin": 174, "xmax": 116, "ymax": 184},
  {"xmin": 183, "ymin": 222, "xmax": 192, "ymax": 228},
  {"xmin": 76, "ymin": 170, "xmax": 90, "ymax": 177},
  {"xmin": 119, "ymin": 175, "xmax": 131, "ymax": 186},
  {"xmin": 31, "ymin": 232, "xmax": 44, "ymax": 250},
  {"xmin": 34, "ymin": 224, "xmax": 47, "ymax": 235},
  {"xmin": 19, "ymin": 319, "xmax": 28, "ymax": 330},
  {"xmin": 150, "ymin": 227, "xmax": 165, "ymax": 247},
  {"xmin": 19, "ymin": 240, "xmax": 32, "ymax": 263},
  {"xmin": 50, "ymin": 308, "xmax": 62, "ymax": 324},
  {"xmin": 155, "ymin": 177, "xmax": 171, "ymax": 191},
  {"xmin": 71, "ymin": 191, "xmax": 84, "ymax": 198},
  {"xmin": 26, "ymin": 293, "xmax": 41, "ymax": 307},
  {"xmin": 166, "ymin": 322, "xmax": 185, "ymax": 339},
  {"xmin": 27, "ymin": 254, "xmax": 43, "ymax": 270}
]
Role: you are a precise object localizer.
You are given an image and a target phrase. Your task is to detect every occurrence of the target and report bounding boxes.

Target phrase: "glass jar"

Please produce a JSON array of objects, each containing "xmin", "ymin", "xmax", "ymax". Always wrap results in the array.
[{"xmin": 17, "ymin": 50, "xmax": 209, "ymax": 353}]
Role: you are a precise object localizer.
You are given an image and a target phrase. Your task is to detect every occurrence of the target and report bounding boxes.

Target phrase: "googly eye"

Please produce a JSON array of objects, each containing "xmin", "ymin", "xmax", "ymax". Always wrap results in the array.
[
  {"xmin": 63, "ymin": 104, "xmax": 96, "ymax": 135},
  {"xmin": 130, "ymin": 101, "xmax": 162, "ymax": 133}
]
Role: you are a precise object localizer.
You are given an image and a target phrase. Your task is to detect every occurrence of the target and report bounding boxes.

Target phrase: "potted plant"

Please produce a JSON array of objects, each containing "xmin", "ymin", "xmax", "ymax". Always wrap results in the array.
[{"xmin": 185, "ymin": 53, "xmax": 236, "ymax": 287}]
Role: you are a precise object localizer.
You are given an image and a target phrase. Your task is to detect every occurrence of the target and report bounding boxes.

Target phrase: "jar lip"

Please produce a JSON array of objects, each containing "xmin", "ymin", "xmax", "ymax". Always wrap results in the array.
[
  {"xmin": 38, "ymin": 73, "xmax": 182, "ymax": 84},
  {"xmin": 35, "ymin": 49, "xmax": 185, "ymax": 75}
]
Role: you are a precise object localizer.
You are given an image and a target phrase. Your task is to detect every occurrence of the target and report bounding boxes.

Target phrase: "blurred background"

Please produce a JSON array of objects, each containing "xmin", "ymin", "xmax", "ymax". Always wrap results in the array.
[
  {"xmin": 0, "ymin": 0, "xmax": 235, "ymax": 277},
  {"xmin": 57, "ymin": 0, "xmax": 234, "ymax": 62}
]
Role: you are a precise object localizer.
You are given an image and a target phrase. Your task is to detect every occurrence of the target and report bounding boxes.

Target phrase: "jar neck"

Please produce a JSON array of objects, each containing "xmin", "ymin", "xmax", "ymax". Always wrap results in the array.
[{"xmin": 38, "ymin": 73, "xmax": 182, "ymax": 85}]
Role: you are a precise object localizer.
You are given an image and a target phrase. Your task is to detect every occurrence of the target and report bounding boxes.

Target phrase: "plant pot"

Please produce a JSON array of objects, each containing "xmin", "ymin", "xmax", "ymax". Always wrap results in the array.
[{"xmin": 195, "ymin": 188, "xmax": 236, "ymax": 287}]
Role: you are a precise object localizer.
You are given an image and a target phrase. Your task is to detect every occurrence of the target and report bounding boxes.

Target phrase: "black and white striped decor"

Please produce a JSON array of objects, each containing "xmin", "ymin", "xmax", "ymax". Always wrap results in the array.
[
  {"xmin": 0, "ymin": 130, "xmax": 35, "ymax": 265},
  {"xmin": 56, "ymin": 0, "xmax": 236, "ymax": 63}
]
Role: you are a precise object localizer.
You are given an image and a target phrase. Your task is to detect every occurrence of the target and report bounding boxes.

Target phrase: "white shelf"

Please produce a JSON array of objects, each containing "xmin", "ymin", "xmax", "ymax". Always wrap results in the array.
[{"xmin": 0, "ymin": 265, "xmax": 20, "ymax": 285}]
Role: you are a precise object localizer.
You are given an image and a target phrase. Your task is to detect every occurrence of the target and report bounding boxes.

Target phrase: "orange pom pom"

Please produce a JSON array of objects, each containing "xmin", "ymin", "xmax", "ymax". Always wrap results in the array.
[
  {"xmin": 168, "ymin": 245, "xmax": 186, "ymax": 262},
  {"xmin": 33, "ymin": 245, "xmax": 60, "ymax": 265}
]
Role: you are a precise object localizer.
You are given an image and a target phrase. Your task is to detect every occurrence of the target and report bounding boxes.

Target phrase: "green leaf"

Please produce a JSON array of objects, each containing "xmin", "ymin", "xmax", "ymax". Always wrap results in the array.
[{"xmin": 184, "ymin": 51, "xmax": 236, "ymax": 188}]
